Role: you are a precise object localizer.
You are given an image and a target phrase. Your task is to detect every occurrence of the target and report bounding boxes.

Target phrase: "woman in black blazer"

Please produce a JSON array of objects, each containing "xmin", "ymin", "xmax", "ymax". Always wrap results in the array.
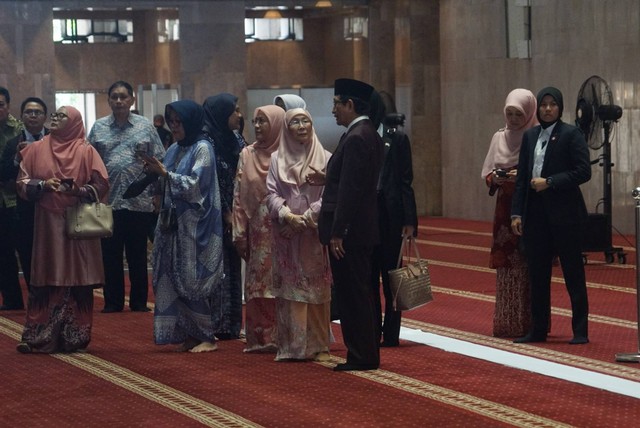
[{"xmin": 511, "ymin": 86, "xmax": 591, "ymax": 345}]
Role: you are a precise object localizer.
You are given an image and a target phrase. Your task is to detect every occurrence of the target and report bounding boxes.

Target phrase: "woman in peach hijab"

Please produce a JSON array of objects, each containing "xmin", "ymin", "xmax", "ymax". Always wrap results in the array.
[
  {"xmin": 481, "ymin": 88, "xmax": 537, "ymax": 337},
  {"xmin": 233, "ymin": 105, "xmax": 284, "ymax": 352},
  {"xmin": 15, "ymin": 106, "xmax": 109, "ymax": 354}
]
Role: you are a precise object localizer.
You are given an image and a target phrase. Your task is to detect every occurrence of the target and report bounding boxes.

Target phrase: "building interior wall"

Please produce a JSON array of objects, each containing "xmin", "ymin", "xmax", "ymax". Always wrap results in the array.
[
  {"xmin": 1, "ymin": 0, "xmax": 639, "ymax": 234},
  {"xmin": 441, "ymin": 0, "xmax": 640, "ymax": 235}
]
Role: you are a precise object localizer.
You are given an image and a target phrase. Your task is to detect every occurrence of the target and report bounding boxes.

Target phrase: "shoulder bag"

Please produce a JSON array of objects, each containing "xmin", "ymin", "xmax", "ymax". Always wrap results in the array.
[
  {"xmin": 65, "ymin": 184, "xmax": 113, "ymax": 239},
  {"xmin": 389, "ymin": 237, "xmax": 433, "ymax": 311},
  {"xmin": 158, "ymin": 177, "xmax": 178, "ymax": 233}
]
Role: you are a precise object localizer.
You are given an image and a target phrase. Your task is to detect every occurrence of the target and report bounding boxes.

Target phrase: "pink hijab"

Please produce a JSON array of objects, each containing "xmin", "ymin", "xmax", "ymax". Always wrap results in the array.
[
  {"xmin": 481, "ymin": 89, "xmax": 538, "ymax": 178},
  {"xmin": 239, "ymin": 105, "xmax": 284, "ymax": 218},
  {"xmin": 276, "ymin": 108, "xmax": 326, "ymax": 186},
  {"xmin": 20, "ymin": 106, "xmax": 108, "ymax": 211}
]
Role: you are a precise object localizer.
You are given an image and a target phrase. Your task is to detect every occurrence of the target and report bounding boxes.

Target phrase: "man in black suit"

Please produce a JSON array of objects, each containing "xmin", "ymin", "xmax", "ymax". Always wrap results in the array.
[
  {"xmin": 319, "ymin": 78, "xmax": 384, "ymax": 371},
  {"xmin": 369, "ymin": 90, "xmax": 418, "ymax": 347},
  {"xmin": 511, "ymin": 86, "xmax": 591, "ymax": 345},
  {"xmin": 0, "ymin": 97, "xmax": 49, "ymax": 294}
]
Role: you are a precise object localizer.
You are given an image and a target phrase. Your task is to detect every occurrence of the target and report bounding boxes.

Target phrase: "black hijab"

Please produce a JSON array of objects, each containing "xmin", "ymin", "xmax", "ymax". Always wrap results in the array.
[
  {"xmin": 202, "ymin": 93, "xmax": 241, "ymax": 165},
  {"xmin": 536, "ymin": 86, "xmax": 564, "ymax": 129},
  {"xmin": 165, "ymin": 100, "xmax": 205, "ymax": 147},
  {"xmin": 369, "ymin": 90, "xmax": 385, "ymax": 130}
]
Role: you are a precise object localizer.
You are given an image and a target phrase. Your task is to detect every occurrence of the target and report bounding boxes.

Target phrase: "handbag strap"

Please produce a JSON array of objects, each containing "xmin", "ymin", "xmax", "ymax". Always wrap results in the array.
[
  {"xmin": 161, "ymin": 176, "xmax": 174, "ymax": 209},
  {"xmin": 85, "ymin": 184, "xmax": 99, "ymax": 202},
  {"xmin": 395, "ymin": 237, "xmax": 423, "ymax": 269}
]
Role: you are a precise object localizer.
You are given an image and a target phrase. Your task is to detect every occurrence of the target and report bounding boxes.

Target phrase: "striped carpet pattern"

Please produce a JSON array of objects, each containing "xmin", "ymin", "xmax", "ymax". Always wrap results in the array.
[{"xmin": 1, "ymin": 217, "xmax": 638, "ymax": 427}]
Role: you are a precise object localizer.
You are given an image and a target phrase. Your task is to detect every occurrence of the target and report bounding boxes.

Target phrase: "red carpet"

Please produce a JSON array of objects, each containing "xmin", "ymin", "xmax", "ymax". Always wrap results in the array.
[{"xmin": 1, "ymin": 216, "xmax": 639, "ymax": 427}]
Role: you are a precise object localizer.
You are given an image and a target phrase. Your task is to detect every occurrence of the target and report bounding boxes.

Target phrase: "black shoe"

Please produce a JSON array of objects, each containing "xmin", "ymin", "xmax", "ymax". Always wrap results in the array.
[
  {"xmin": 101, "ymin": 307, "xmax": 123, "ymax": 313},
  {"xmin": 569, "ymin": 336, "xmax": 589, "ymax": 345},
  {"xmin": 513, "ymin": 333, "xmax": 547, "ymax": 343},
  {"xmin": 380, "ymin": 341, "xmax": 399, "ymax": 348},
  {"xmin": 333, "ymin": 363, "xmax": 379, "ymax": 372},
  {"xmin": 0, "ymin": 304, "xmax": 24, "ymax": 311},
  {"xmin": 123, "ymin": 172, "xmax": 159, "ymax": 199},
  {"xmin": 131, "ymin": 306, "xmax": 151, "ymax": 312}
]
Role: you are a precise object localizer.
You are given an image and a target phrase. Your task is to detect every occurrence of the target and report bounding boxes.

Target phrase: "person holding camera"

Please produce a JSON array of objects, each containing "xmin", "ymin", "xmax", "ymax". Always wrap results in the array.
[
  {"xmin": 369, "ymin": 90, "xmax": 417, "ymax": 347},
  {"xmin": 481, "ymin": 88, "xmax": 538, "ymax": 337},
  {"xmin": 15, "ymin": 106, "xmax": 109, "ymax": 353}
]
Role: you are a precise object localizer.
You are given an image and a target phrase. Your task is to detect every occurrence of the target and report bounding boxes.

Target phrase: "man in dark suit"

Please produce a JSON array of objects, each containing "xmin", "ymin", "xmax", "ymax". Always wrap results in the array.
[
  {"xmin": 511, "ymin": 86, "xmax": 591, "ymax": 345},
  {"xmin": 0, "ymin": 97, "xmax": 48, "ymax": 295},
  {"xmin": 319, "ymin": 78, "xmax": 384, "ymax": 371},
  {"xmin": 369, "ymin": 90, "xmax": 418, "ymax": 347}
]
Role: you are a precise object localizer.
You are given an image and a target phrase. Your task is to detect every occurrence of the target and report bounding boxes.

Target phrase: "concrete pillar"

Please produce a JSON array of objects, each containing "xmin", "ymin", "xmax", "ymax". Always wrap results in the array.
[
  {"xmin": 0, "ymin": 1, "xmax": 55, "ymax": 113},
  {"xmin": 178, "ymin": 1, "xmax": 247, "ymax": 108}
]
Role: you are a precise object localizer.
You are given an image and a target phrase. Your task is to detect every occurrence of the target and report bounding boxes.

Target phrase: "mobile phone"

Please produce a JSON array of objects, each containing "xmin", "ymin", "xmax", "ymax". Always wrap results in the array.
[
  {"xmin": 495, "ymin": 169, "xmax": 508, "ymax": 177},
  {"xmin": 135, "ymin": 141, "xmax": 150, "ymax": 158}
]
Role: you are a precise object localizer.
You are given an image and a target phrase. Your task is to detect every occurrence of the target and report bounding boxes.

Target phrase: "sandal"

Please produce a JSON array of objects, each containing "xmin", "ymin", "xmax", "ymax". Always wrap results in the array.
[{"xmin": 16, "ymin": 342, "xmax": 32, "ymax": 354}]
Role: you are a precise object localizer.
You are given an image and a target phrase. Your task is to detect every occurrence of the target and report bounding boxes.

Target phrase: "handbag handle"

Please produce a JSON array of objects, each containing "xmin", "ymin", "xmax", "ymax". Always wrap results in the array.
[
  {"xmin": 85, "ymin": 184, "xmax": 99, "ymax": 202},
  {"xmin": 395, "ymin": 237, "xmax": 423, "ymax": 269}
]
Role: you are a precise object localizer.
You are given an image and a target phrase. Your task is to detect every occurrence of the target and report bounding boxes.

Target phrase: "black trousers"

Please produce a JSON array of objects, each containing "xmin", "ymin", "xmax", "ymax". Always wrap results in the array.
[
  {"xmin": 523, "ymin": 196, "xmax": 589, "ymax": 338},
  {"xmin": 0, "ymin": 206, "xmax": 23, "ymax": 308},
  {"xmin": 331, "ymin": 244, "xmax": 380, "ymax": 367},
  {"xmin": 371, "ymin": 194, "xmax": 403, "ymax": 344},
  {"xmin": 101, "ymin": 210, "xmax": 154, "ymax": 311}
]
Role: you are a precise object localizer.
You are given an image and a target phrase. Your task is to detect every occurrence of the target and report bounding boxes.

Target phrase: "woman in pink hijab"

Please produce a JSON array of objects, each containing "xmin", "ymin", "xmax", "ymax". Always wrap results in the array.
[
  {"xmin": 15, "ymin": 106, "xmax": 109, "ymax": 354},
  {"xmin": 266, "ymin": 108, "xmax": 332, "ymax": 362},
  {"xmin": 481, "ymin": 89, "xmax": 537, "ymax": 337},
  {"xmin": 232, "ymin": 105, "xmax": 284, "ymax": 353}
]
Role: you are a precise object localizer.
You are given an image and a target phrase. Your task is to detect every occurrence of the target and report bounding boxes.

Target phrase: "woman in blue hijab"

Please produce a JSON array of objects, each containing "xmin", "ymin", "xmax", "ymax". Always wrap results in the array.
[{"xmin": 144, "ymin": 100, "xmax": 224, "ymax": 352}]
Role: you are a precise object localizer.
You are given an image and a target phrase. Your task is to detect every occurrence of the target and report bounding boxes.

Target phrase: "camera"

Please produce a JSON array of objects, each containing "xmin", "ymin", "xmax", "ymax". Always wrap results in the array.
[{"xmin": 495, "ymin": 169, "xmax": 508, "ymax": 177}]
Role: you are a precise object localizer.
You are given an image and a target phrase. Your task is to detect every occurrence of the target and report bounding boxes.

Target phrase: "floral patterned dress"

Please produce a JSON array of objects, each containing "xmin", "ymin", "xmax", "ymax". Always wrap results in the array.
[
  {"xmin": 233, "ymin": 152, "xmax": 277, "ymax": 352},
  {"xmin": 487, "ymin": 176, "xmax": 531, "ymax": 337}
]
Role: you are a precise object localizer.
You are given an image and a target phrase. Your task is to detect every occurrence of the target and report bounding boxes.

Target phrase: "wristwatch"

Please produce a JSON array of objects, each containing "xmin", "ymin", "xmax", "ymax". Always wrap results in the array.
[{"xmin": 545, "ymin": 176, "xmax": 554, "ymax": 188}]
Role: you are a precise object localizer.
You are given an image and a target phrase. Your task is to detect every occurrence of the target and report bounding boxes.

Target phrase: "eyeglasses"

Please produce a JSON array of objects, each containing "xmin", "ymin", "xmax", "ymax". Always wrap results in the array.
[
  {"xmin": 288, "ymin": 118, "xmax": 311, "ymax": 128},
  {"xmin": 50, "ymin": 112, "xmax": 68, "ymax": 120},
  {"xmin": 251, "ymin": 118, "xmax": 268, "ymax": 126},
  {"xmin": 23, "ymin": 110, "xmax": 45, "ymax": 117}
]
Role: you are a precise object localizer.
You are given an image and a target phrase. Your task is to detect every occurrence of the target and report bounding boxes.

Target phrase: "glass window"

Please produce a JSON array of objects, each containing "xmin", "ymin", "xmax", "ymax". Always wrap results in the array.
[
  {"xmin": 158, "ymin": 19, "xmax": 180, "ymax": 42},
  {"xmin": 53, "ymin": 18, "xmax": 133, "ymax": 43},
  {"xmin": 343, "ymin": 17, "xmax": 368, "ymax": 40},
  {"xmin": 245, "ymin": 18, "xmax": 303, "ymax": 43},
  {"xmin": 505, "ymin": 0, "xmax": 531, "ymax": 59}
]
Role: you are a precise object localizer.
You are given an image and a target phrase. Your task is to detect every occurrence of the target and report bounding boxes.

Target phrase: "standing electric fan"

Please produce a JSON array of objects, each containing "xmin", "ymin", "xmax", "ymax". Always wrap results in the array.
[{"xmin": 575, "ymin": 75, "xmax": 624, "ymax": 264}]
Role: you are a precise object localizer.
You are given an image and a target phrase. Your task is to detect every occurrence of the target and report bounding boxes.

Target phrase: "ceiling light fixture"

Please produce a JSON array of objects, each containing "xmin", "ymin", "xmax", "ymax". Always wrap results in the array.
[{"xmin": 264, "ymin": 9, "xmax": 283, "ymax": 19}]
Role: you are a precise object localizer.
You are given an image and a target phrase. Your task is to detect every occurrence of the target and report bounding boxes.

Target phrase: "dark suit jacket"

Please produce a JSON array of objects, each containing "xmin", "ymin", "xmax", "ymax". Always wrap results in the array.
[
  {"xmin": 0, "ymin": 129, "xmax": 49, "ymax": 183},
  {"xmin": 379, "ymin": 128, "xmax": 418, "ymax": 232},
  {"xmin": 511, "ymin": 120, "xmax": 591, "ymax": 226},
  {"xmin": 319, "ymin": 118, "xmax": 384, "ymax": 246}
]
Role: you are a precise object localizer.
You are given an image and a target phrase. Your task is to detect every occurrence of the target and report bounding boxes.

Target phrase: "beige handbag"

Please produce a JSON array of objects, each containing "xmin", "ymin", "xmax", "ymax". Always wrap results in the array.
[
  {"xmin": 389, "ymin": 237, "xmax": 433, "ymax": 311},
  {"xmin": 65, "ymin": 185, "xmax": 113, "ymax": 239}
]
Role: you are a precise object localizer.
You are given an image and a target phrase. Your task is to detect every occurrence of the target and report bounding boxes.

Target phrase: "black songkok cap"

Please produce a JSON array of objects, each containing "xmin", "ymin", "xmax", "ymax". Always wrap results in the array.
[{"xmin": 334, "ymin": 78, "xmax": 374, "ymax": 102}]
